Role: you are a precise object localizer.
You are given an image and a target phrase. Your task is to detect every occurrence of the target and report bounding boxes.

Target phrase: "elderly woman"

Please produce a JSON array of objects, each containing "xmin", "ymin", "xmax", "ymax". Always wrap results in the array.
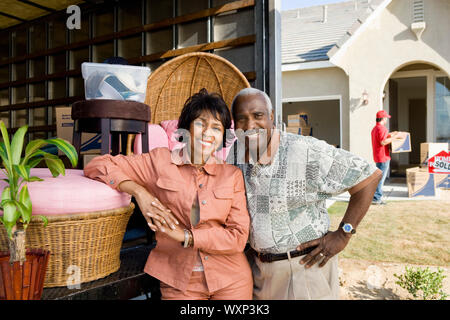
[{"xmin": 84, "ymin": 89, "xmax": 252, "ymax": 300}]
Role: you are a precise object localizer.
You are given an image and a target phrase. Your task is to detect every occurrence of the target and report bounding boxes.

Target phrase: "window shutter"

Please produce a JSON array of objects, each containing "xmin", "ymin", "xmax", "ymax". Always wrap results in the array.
[{"xmin": 413, "ymin": 0, "xmax": 425, "ymax": 23}]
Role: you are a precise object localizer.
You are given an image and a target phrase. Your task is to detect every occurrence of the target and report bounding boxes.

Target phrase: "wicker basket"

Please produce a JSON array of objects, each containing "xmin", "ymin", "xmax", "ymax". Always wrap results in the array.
[
  {"xmin": 0, "ymin": 203, "xmax": 134, "ymax": 288},
  {"xmin": 145, "ymin": 52, "xmax": 250, "ymax": 124}
]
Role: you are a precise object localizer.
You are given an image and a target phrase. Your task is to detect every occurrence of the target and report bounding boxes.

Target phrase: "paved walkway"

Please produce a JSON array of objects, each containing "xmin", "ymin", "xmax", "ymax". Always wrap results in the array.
[{"xmin": 326, "ymin": 177, "xmax": 442, "ymax": 208}]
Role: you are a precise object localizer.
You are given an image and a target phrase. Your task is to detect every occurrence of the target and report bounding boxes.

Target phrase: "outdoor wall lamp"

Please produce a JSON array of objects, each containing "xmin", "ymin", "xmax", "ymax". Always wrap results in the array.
[{"xmin": 362, "ymin": 90, "xmax": 369, "ymax": 105}]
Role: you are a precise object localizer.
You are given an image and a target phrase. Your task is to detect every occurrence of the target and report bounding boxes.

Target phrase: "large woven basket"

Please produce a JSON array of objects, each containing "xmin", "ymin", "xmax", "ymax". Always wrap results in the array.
[
  {"xmin": 0, "ymin": 203, "xmax": 134, "ymax": 288},
  {"xmin": 145, "ymin": 52, "xmax": 250, "ymax": 124}
]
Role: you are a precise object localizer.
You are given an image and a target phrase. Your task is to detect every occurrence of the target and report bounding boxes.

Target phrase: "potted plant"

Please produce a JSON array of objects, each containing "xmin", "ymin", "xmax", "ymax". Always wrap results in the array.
[{"xmin": 0, "ymin": 121, "xmax": 78, "ymax": 300}]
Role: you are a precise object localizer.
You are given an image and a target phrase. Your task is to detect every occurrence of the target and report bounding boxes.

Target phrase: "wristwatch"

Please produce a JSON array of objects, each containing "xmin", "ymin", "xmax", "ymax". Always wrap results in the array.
[{"xmin": 339, "ymin": 222, "xmax": 356, "ymax": 234}]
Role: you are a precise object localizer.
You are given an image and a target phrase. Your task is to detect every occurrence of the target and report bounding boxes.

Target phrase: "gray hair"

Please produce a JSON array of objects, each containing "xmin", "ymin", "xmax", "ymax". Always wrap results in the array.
[{"xmin": 230, "ymin": 88, "xmax": 273, "ymax": 116}]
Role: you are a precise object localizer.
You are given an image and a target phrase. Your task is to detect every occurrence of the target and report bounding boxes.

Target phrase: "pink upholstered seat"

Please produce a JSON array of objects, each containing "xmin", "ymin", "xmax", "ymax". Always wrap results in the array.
[
  {"xmin": 0, "ymin": 168, "xmax": 131, "ymax": 216},
  {"xmin": 133, "ymin": 124, "xmax": 170, "ymax": 154}
]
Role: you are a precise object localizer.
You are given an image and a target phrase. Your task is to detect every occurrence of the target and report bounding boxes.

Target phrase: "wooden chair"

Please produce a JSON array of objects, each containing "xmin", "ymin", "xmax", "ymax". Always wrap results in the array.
[
  {"xmin": 126, "ymin": 52, "xmax": 251, "ymax": 154},
  {"xmin": 72, "ymin": 100, "xmax": 150, "ymax": 165}
]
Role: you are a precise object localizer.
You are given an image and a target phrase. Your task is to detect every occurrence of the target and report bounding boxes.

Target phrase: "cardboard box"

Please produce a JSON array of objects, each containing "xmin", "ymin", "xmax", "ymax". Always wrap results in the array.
[
  {"xmin": 391, "ymin": 132, "xmax": 411, "ymax": 153},
  {"xmin": 286, "ymin": 126, "xmax": 312, "ymax": 136},
  {"xmin": 287, "ymin": 114, "xmax": 308, "ymax": 127},
  {"xmin": 438, "ymin": 188, "xmax": 450, "ymax": 201},
  {"xmin": 56, "ymin": 107, "xmax": 101, "ymax": 155},
  {"xmin": 406, "ymin": 167, "xmax": 436, "ymax": 198},
  {"xmin": 420, "ymin": 142, "xmax": 449, "ymax": 167},
  {"xmin": 435, "ymin": 174, "xmax": 449, "ymax": 189}
]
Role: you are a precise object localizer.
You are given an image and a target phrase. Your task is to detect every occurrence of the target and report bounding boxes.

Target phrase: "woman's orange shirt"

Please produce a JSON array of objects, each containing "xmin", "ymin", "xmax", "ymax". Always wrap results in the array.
[{"xmin": 84, "ymin": 147, "xmax": 251, "ymax": 292}]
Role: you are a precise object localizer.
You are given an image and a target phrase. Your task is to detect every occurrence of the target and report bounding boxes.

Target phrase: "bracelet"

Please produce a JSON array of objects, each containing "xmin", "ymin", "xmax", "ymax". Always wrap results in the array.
[
  {"xmin": 183, "ymin": 229, "xmax": 190, "ymax": 248},
  {"xmin": 188, "ymin": 230, "xmax": 194, "ymax": 247}
]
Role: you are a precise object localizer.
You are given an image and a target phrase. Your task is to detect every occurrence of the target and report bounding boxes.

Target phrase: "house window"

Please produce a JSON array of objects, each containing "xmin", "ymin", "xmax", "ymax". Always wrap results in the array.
[{"xmin": 435, "ymin": 77, "xmax": 450, "ymax": 143}]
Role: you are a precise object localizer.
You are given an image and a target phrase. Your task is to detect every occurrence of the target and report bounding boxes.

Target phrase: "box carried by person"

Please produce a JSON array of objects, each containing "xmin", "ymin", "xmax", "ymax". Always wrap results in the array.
[{"xmin": 391, "ymin": 132, "xmax": 411, "ymax": 153}]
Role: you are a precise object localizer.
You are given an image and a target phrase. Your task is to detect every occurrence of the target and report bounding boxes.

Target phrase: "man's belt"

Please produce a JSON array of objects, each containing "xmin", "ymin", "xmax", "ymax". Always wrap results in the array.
[{"xmin": 252, "ymin": 246, "xmax": 318, "ymax": 263}]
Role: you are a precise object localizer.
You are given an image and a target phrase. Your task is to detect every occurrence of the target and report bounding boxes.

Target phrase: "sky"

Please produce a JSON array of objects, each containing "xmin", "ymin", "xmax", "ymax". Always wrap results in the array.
[{"xmin": 281, "ymin": 0, "xmax": 350, "ymax": 11}]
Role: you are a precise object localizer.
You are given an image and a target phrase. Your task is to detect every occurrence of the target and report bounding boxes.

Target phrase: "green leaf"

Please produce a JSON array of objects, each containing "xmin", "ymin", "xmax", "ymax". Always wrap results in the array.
[
  {"xmin": 46, "ymin": 138, "xmax": 78, "ymax": 168},
  {"xmin": 0, "ymin": 121, "xmax": 12, "ymax": 170},
  {"xmin": 1, "ymin": 186, "xmax": 11, "ymax": 202},
  {"xmin": 2, "ymin": 200, "xmax": 19, "ymax": 239},
  {"xmin": 27, "ymin": 176, "xmax": 44, "ymax": 182},
  {"xmin": 23, "ymin": 139, "xmax": 47, "ymax": 164},
  {"xmin": 13, "ymin": 164, "xmax": 30, "ymax": 181},
  {"xmin": 18, "ymin": 185, "xmax": 32, "ymax": 225},
  {"xmin": 44, "ymin": 155, "xmax": 65, "ymax": 177},
  {"xmin": 37, "ymin": 215, "xmax": 48, "ymax": 227},
  {"xmin": 0, "ymin": 142, "xmax": 8, "ymax": 164},
  {"xmin": 10, "ymin": 125, "xmax": 28, "ymax": 165},
  {"xmin": 27, "ymin": 156, "xmax": 43, "ymax": 169}
]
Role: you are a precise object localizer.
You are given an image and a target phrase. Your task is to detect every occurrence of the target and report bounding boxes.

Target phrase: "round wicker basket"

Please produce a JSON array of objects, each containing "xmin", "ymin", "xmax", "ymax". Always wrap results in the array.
[
  {"xmin": 0, "ymin": 203, "xmax": 134, "ymax": 288},
  {"xmin": 145, "ymin": 52, "xmax": 251, "ymax": 124}
]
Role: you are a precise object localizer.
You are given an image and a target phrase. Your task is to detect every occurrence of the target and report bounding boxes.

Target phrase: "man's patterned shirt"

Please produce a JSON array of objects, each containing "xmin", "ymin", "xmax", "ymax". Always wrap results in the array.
[{"xmin": 228, "ymin": 132, "xmax": 377, "ymax": 254}]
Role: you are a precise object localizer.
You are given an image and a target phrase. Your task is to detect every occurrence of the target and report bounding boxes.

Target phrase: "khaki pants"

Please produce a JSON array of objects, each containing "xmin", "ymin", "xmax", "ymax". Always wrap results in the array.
[{"xmin": 248, "ymin": 251, "xmax": 340, "ymax": 300}]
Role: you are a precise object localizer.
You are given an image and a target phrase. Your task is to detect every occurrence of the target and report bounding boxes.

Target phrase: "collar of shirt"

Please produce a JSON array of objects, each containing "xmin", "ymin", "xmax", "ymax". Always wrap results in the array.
[
  {"xmin": 170, "ymin": 146, "xmax": 217, "ymax": 175},
  {"xmin": 254, "ymin": 129, "xmax": 281, "ymax": 165}
]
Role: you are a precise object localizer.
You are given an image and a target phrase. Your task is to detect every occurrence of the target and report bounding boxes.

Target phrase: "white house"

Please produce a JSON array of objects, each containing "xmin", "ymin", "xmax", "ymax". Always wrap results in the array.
[{"xmin": 281, "ymin": 0, "xmax": 450, "ymax": 175}]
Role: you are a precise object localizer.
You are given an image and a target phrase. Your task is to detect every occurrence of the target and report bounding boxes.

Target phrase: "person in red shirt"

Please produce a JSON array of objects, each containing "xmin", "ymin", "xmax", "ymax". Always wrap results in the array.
[{"xmin": 371, "ymin": 110, "xmax": 398, "ymax": 205}]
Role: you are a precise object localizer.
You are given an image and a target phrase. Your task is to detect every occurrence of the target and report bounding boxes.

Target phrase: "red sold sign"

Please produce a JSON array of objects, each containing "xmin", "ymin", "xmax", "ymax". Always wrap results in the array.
[{"xmin": 428, "ymin": 150, "xmax": 450, "ymax": 174}]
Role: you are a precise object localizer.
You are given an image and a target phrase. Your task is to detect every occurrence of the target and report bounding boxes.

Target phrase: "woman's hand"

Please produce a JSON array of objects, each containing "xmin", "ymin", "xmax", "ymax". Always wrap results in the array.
[
  {"xmin": 147, "ymin": 210, "xmax": 188, "ymax": 244},
  {"xmin": 117, "ymin": 180, "xmax": 187, "ymax": 243},
  {"xmin": 118, "ymin": 180, "xmax": 180, "ymax": 232},
  {"xmin": 134, "ymin": 188, "xmax": 180, "ymax": 232}
]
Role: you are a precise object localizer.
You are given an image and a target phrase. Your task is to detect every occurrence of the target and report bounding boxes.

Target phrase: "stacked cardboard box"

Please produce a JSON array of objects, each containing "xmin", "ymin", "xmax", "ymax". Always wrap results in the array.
[
  {"xmin": 286, "ymin": 113, "xmax": 312, "ymax": 136},
  {"xmin": 415, "ymin": 142, "xmax": 449, "ymax": 200},
  {"xmin": 406, "ymin": 166, "xmax": 449, "ymax": 199},
  {"xmin": 406, "ymin": 167, "xmax": 436, "ymax": 198},
  {"xmin": 420, "ymin": 142, "xmax": 449, "ymax": 167}
]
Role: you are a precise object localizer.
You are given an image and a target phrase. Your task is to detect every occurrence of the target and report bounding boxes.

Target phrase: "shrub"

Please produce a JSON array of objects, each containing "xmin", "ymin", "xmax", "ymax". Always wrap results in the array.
[{"xmin": 394, "ymin": 266, "xmax": 448, "ymax": 300}]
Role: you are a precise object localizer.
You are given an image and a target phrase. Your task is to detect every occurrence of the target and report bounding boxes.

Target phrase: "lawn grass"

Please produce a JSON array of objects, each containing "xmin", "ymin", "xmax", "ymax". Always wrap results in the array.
[{"xmin": 327, "ymin": 200, "xmax": 450, "ymax": 266}]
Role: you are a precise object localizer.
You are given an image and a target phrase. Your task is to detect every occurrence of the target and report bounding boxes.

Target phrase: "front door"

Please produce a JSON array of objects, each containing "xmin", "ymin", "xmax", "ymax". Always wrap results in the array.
[{"xmin": 408, "ymin": 99, "xmax": 426, "ymax": 165}]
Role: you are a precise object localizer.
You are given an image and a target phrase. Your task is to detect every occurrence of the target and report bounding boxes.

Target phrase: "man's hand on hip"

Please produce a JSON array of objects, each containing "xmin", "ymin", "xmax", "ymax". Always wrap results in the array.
[
  {"xmin": 296, "ymin": 230, "xmax": 350, "ymax": 268},
  {"xmin": 296, "ymin": 170, "xmax": 381, "ymax": 268}
]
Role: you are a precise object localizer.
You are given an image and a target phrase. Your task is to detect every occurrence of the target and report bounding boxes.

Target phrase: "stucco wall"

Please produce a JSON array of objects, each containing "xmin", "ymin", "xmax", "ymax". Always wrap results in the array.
[
  {"xmin": 331, "ymin": 0, "xmax": 450, "ymax": 161},
  {"xmin": 281, "ymin": 67, "xmax": 350, "ymax": 149}
]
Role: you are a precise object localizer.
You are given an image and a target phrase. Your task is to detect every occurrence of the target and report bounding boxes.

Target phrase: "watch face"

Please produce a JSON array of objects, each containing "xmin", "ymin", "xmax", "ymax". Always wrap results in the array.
[{"xmin": 343, "ymin": 224, "xmax": 353, "ymax": 233}]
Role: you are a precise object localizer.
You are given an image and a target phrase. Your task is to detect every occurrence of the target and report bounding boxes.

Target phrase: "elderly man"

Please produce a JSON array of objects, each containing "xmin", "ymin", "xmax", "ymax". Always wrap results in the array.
[{"xmin": 226, "ymin": 88, "xmax": 381, "ymax": 300}]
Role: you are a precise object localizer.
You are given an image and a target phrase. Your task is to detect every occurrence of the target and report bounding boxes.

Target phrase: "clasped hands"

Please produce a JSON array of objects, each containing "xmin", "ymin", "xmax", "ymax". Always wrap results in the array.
[{"xmin": 134, "ymin": 188, "xmax": 185, "ymax": 243}]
